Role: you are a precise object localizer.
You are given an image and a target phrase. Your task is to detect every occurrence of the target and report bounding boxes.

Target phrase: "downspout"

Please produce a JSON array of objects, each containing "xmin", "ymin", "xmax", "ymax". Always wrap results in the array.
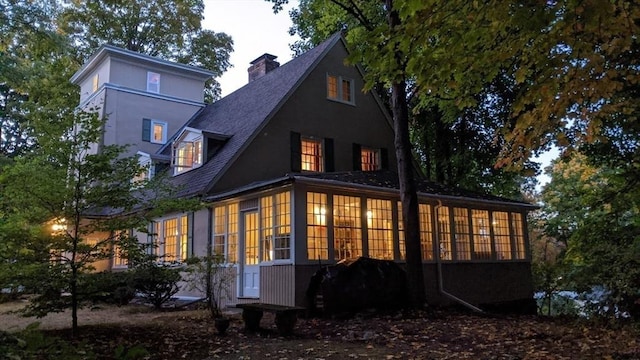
[{"xmin": 434, "ymin": 200, "xmax": 484, "ymax": 313}]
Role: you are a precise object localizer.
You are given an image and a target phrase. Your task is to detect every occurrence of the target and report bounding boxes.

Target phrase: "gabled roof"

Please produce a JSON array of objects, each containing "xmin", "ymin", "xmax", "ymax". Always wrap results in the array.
[{"xmin": 166, "ymin": 32, "xmax": 344, "ymax": 197}]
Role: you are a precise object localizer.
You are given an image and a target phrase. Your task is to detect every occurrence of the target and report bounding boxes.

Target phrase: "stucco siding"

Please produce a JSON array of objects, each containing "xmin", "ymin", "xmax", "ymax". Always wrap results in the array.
[
  {"xmin": 102, "ymin": 88, "xmax": 201, "ymax": 156},
  {"xmin": 110, "ymin": 58, "xmax": 207, "ymax": 102}
]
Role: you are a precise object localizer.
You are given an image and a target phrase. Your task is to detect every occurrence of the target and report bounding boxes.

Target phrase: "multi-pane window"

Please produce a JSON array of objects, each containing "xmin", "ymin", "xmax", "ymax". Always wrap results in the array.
[
  {"xmin": 147, "ymin": 71, "xmax": 160, "ymax": 93},
  {"xmin": 173, "ymin": 137, "xmax": 203, "ymax": 174},
  {"xmin": 472, "ymin": 210, "xmax": 492, "ymax": 260},
  {"xmin": 261, "ymin": 196, "xmax": 273, "ymax": 261},
  {"xmin": 367, "ymin": 199, "xmax": 393, "ymax": 260},
  {"xmin": 397, "ymin": 201, "xmax": 405, "ymax": 260},
  {"xmin": 274, "ymin": 192, "xmax": 291, "ymax": 260},
  {"xmin": 163, "ymin": 218, "xmax": 177, "ymax": 262},
  {"xmin": 211, "ymin": 203, "xmax": 238, "ymax": 263},
  {"xmin": 161, "ymin": 216, "xmax": 189, "ymax": 263},
  {"xmin": 213, "ymin": 207, "xmax": 227, "ymax": 256},
  {"xmin": 453, "ymin": 208, "xmax": 471, "ymax": 260},
  {"xmin": 419, "ymin": 204, "xmax": 434, "ymax": 260},
  {"xmin": 511, "ymin": 212, "xmax": 526, "ymax": 259},
  {"xmin": 437, "ymin": 207, "xmax": 452, "ymax": 260},
  {"xmin": 180, "ymin": 215, "xmax": 188, "ymax": 261},
  {"xmin": 333, "ymin": 195, "xmax": 362, "ymax": 260},
  {"xmin": 261, "ymin": 192, "xmax": 291, "ymax": 261},
  {"xmin": 301, "ymin": 138, "xmax": 323, "ymax": 172},
  {"xmin": 327, "ymin": 74, "xmax": 354, "ymax": 103},
  {"xmin": 307, "ymin": 192, "xmax": 328, "ymax": 260},
  {"xmin": 361, "ymin": 148, "xmax": 380, "ymax": 171},
  {"xmin": 492, "ymin": 212, "xmax": 512, "ymax": 260},
  {"xmin": 227, "ymin": 204, "xmax": 239, "ymax": 263},
  {"xmin": 245, "ymin": 212, "xmax": 259, "ymax": 265}
]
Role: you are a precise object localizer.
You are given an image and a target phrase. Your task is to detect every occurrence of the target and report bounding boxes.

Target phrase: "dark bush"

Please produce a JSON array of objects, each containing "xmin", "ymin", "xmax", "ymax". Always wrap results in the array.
[{"xmin": 131, "ymin": 264, "xmax": 181, "ymax": 309}]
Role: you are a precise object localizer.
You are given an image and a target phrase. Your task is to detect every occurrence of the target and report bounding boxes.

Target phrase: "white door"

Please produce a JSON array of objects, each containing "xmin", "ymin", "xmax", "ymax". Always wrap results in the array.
[{"xmin": 240, "ymin": 211, "xmax": 260, "ymax": 298}]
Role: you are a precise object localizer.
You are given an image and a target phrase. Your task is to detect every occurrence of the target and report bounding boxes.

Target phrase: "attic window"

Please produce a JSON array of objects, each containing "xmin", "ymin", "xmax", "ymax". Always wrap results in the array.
[
  {"xmin": 172, "ymin": 129, "xmax": 203, "ymax": 175},
  {"xmin": 327, "ymin": 74, "xmax": 354, "ymax": 104},
  {"xmin": 147, "ymin": 71, "xmax": 160, "ymax": 93}
]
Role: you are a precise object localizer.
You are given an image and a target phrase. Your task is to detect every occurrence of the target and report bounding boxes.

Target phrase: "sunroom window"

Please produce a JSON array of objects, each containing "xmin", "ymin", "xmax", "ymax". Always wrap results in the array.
[{"xmin": 172, "ymin": 129, "xmax": 203, "ymax": 175}]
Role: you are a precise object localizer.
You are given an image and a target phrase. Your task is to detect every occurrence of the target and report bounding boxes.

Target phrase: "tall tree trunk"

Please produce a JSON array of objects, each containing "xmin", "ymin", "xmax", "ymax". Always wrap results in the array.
[{"xmin": 386, "ymin": 0, "xmax": 426, "ymax": 309}]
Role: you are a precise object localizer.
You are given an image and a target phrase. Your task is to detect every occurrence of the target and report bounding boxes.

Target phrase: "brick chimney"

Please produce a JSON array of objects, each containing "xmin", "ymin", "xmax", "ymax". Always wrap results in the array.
[{"xmin": 248, "ymin": 54, "xmax": 280, "ymax": 82}]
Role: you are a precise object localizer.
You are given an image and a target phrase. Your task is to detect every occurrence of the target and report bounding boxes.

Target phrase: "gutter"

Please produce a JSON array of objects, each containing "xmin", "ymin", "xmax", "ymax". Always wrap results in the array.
[{"xmin": 433, "ymin": 200, "xmax": 484, "ymax": 313}]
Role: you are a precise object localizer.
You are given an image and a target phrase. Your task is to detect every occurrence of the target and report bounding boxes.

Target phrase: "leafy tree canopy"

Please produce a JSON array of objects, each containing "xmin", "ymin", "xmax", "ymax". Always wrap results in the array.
[{"xmin": 58, "ymin": 0, "xmax": 234, "ymax": 102}]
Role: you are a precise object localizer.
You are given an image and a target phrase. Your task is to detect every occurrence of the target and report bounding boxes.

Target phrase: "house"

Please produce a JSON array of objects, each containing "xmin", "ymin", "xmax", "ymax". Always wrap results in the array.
[{"xmin": 70, "ymin": 33, "xmax": 537, "ymax": 312}]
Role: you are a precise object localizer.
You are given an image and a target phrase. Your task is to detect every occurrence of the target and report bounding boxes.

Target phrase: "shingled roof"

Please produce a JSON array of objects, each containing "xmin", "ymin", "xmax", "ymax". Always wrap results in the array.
[
  {"xmin": 164, "ymin": 32, "xmax": 343, "ymax": 198},
  {"xmin": 204, "ymin": 170, "xmax": 535, "ymax": 209}
]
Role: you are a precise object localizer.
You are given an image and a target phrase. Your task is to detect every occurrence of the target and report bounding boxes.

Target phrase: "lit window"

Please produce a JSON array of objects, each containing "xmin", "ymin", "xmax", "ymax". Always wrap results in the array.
[
  {"xmin": 511, "ymin": 212, "xmax": 526, "ymax": 259},
  {"xmin": 327, "ymin": 74, "xmax": 354, "ymax": 103},
  {"xmin": 361, "ymin": 147, "xmax": 380, "ymax": 171},
  {"xmin": 333, "ymin": 195, "xmax": 362, "ymax": 260},
  {"xmin": 227, "ymin": 204, "xmax": 239, "ymax": 263},
  {"xmin": 307, "ymin": 192, "xmax": 328, "ymax": 260},
  {"xmin": 419, "ymin": 204, "xmax": 434, "ymax": 260},
  {"xmin": 172, "ymin": 129, "xmax": 203, "ymax": 175},
  {"xmin": 212, "ymin": 204, "xmax": 239, "ymax": 263},
  {"xmin": 212, "ymin": 207, "xmax": 227, "ymax": 257},
  {"xmin": 367, "ymin": 199, "xmax": 393, "ymax": 260},
  {"xmin": 453, "ymin": 208, "xmax": 471, "ymax": 260},
  {"xmin": 147, "ymin": 71, "xmax": 160, "ymax": 93},
  {"xmin": 160, "ymin": 215, "xmax": 189, "ymax": 263},
  {"xmin": 472, "ymin": 210, "xmax": 492, "ymax": 260},
  {"xmin": 492, "ymin": 211, "xmax": 512, "ymax": 260},
  {"xmin": 261, "ymin": 192, "xmax": 291, "ymax": 261},
  {"xmin": 162, "ymin": 218, "xmax": 178, "ymax": 262},
  {"xmin": 142, "ymin": 119, "xmax": 167, "ymax": 144},
  {"xmin": 437, "ymin": 207, "xmax": 452, "ymax": 260},
  {"xmin": 397, "ymin": 202, "xmax": 434, "ymax": 261},
  {"xmin": 92, "ymin": 74, "xmax": 99, "ymax": 92},
  {"xmin": 301, "ymin": 138, "xmax": 323, "ymax": 172}
]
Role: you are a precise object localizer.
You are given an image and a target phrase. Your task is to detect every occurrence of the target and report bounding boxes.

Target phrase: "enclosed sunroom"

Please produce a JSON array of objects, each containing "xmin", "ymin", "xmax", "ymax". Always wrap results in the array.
[{"xmin": 205, "ymin": 171, "xmax": 536, "ymax": 311}]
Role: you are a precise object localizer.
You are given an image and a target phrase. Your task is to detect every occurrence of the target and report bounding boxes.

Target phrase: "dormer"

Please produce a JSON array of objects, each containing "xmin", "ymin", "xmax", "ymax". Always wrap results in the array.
[
  {"xmin": 171, "ymin": 127, "xmax": 231, "ymax": 176},
  {"xmin": 70, "ymin": 45, "xmax": 214, "ymax": 105}
]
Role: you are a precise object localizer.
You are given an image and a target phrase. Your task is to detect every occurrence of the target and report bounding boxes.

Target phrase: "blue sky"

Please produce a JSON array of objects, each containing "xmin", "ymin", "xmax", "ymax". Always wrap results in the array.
[{"xmin": 202, "ymin": 0, "xmax": 300, "ymax": 97}]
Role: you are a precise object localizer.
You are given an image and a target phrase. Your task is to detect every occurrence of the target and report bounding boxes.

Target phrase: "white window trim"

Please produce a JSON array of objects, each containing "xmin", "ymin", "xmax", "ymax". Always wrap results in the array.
[
  {"xmin": 154, "ymin": 214, "xmax": 189, "ymax": 264},
  {"xmin": 147, "ymin": 71, "xmax": 160, "ymax": 93},
  {"xmin": 172, "ymin": 128, "xmax": 204, "ymax": 175},
  {"xmin": 150, "ymin": 120, "xmax": 168, "ymax": 144},
  {"xmin": 326, "ymin": 73, "xmax": 355, "ymax": 105},
  {"xmin": 133, "ymin": 151, "xmax": 153, "ymax": 183}
]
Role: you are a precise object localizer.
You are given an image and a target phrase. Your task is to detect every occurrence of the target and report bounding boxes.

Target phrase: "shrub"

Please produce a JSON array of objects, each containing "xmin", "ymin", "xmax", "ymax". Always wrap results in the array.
[{"xmin": 131, "ymin": 264, "xmax": 181, "ymax": 309}]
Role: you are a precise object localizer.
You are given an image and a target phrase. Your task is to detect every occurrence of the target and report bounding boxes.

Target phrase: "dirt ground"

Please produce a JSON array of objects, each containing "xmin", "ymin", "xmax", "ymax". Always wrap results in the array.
[{"xmin": 1, "ymin": 300, "xmax": 639, "ymax": 360}]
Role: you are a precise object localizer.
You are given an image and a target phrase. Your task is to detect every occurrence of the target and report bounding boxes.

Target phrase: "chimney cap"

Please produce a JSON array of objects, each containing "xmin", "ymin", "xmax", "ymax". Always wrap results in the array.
[{"xmin": 250, "ymin": 53, "xmax": 278, "ymax": 65}]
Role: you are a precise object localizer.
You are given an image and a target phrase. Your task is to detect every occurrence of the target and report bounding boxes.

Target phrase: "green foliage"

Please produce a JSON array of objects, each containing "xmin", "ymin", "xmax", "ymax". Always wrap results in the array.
[
  {"xmin": 0, "ymin": 324, "xmax": 95, "ymax": 360},
  {"xmin": 131, "ymin": 263, "xmax": 182, "ymax": 310},
  {"xmin": 114, "ymin": 344, "xmax": 149, "ymax": 360},
  {"xmin": 541, "ymin": 153, "xmax": 640, "ymax": 320},
  {"xmin": 57, "ymin": 0, "xmax": 233, "ymax": 101}
]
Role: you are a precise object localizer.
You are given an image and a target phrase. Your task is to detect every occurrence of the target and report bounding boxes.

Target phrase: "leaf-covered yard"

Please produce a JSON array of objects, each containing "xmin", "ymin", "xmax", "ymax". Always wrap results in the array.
[{"xmin": 1, "ymin": 301, "xmax": 638, "ymax": 359}]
